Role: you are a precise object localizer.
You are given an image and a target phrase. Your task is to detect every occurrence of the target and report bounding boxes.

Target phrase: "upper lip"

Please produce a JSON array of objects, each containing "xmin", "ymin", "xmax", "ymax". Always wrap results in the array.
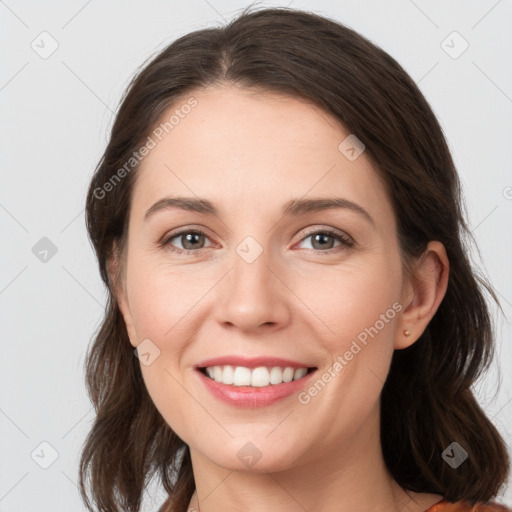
[{"xmin": 195, "ymin": 356, "xmax": 316, "ymax": 369}]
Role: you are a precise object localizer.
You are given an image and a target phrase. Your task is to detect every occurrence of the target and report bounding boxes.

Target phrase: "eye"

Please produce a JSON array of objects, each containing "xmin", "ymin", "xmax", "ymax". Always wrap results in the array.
[
  {"xmin": 160, "ymin": 227, "xmax": 354, "ymax": 256},
  {"xmin": 161, "ymin": 229, "xmax": 213, "ymax": 255},
  {"xmin": 296, "ymin": 228, "xmax": 354, "ymax": 253}
]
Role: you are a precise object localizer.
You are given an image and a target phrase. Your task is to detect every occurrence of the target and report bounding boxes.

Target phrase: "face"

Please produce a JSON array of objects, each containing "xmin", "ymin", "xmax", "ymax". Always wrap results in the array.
[{"xmin": 116, "ymin": 85, "xmax": 412, "ymax": 472}]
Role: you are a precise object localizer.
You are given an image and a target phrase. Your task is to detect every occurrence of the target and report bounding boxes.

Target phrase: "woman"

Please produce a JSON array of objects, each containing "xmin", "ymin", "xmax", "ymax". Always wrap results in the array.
[{"xmin": 79, "ymin": 6, "xmax": 510, "ymax": 512}]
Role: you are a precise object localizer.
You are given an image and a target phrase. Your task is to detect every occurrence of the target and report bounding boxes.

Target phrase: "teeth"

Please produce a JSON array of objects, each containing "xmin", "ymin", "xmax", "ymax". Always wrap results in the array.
[
  {"xmin": 293, "ymin": 368, "xmax": 308, "ymax": 380},
  {"xmin": 269, "ymin": 367, "xmax": 283, "ymax": 385},
  {"xmin": 223, "ymin": 365, "xmax": 235, "ymax": 385},
  {"xmin": 233, "ymin": 366, "xmax": 251, "ymax": 386},
  {"xmin": 203, "ymin": 365, "xmax": 311, "ymax": 386},
  {"xmin": 282, "ymin": 367, "xmax": 294, "ymax": 383},
  {"xmin": 213, "ymin": 366, "xmax": 223, "ymax": 382}
]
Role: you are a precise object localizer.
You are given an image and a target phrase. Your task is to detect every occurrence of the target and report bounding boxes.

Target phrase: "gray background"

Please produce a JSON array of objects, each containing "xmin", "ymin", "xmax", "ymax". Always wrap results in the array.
[{"xmin": 1, "ymin": 0, "xmax": 511, "ymax": 510}]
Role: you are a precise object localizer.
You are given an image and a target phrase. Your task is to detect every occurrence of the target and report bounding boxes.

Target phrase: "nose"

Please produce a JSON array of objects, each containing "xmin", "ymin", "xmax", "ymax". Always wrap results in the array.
[{"xmin": 213, "ymin": 247, "xmax": 292, "ymax": 334}]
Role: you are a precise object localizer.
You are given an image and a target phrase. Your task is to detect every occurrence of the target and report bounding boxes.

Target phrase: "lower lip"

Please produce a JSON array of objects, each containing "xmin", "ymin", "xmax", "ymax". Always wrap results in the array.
[{"xmin": 196, "ymin": 369, "xmax": 317, "ymax": 408}]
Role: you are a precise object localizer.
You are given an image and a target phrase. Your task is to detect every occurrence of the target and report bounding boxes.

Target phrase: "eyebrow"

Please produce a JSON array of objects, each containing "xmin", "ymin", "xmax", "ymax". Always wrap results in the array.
[{"xmin": 144, "ymin": 196, "xmax": 374, "ymax": 225}]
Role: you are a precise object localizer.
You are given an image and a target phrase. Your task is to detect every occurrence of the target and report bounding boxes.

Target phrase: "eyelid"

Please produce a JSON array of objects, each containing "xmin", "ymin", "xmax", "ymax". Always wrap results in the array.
[{"xmin": 297, "ymin": 225, "xmax": 353, "ymax": 243}]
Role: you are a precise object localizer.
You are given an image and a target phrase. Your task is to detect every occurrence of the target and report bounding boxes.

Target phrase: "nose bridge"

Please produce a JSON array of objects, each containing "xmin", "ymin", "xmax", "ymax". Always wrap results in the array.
[
  {"xmin": 233, "ymin": 235, "xmax": 273, "ymax": 293},
  {"xmin": 214, "ymin": 233, "xmax": 290, "ymax": 331}
]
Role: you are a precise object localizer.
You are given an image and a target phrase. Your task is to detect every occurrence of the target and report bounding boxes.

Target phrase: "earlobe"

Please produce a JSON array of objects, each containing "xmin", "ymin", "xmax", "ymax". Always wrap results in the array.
[{"xmin": 395, "ymin": 241, "xmax": 449, "ymax": 349}]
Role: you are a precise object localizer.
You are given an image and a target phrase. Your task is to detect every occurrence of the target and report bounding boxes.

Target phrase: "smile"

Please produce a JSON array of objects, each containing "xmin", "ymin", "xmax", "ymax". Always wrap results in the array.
[
  {"xmin": 194, "ymin": 356, "xmax": 318, "ymax": 408},
  {"xmin": 200, "ymin": 365, "xmax": 314, "ymax": 387}
]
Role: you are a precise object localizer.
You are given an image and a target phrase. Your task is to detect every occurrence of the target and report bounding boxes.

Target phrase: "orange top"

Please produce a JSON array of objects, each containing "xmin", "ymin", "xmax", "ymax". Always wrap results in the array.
[{"xmin": 426, "ymin": 499, "xmax": 511, "ymax": 511}]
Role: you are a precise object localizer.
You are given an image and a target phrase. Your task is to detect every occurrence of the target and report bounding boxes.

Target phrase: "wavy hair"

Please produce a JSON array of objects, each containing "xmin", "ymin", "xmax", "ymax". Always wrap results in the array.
[{"xmin": 79, "ymin": 6, "xmax": 510, "ymax": 511}]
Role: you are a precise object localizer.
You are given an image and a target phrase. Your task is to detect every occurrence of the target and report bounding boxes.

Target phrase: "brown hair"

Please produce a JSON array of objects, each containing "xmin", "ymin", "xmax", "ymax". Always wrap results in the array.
[{"xmin": 79, "ymin": 6, "xmax": 510, "ymax": 511}]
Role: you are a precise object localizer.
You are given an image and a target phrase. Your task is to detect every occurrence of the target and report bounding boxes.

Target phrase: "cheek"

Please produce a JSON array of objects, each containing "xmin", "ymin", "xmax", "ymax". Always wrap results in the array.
[
  {"xmin": 290, "ymin": 258, "xmax": 402, "ymax": 441},
  {"xmin": 126, "ymin": 254, "xmax": 209, "ymax": 342},
  {"xmin": 291, "ymin": 253, "xmax": 403, "ymax": 352},
  {"xmin": 126, "ymin": 256, "xmax": 204, "ymax": 436}
]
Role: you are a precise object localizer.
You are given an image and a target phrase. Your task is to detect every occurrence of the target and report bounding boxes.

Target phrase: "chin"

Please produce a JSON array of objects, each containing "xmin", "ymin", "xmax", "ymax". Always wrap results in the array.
[{"xmin": 191, "ymin": 436, "xmax": 306, "ymax": 473}]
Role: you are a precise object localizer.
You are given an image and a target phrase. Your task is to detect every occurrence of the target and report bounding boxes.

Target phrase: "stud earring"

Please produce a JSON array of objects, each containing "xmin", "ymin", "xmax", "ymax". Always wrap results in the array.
[{"xmin": 403, "ymin": 330, "xmax": 411, "ymax": 336}]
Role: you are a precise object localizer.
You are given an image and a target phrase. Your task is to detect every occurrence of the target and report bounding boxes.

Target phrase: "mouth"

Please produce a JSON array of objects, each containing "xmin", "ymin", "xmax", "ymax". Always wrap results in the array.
[
  {"xmin": 198, "ymin": 365, "xmax": 317, "ymax": 387},
  {"xmin": 195, "ymin": 364, "xmax": 318, "ymax": 408},
  {"xmin": 193, "ymin": 356, "xmax": 318, "ymax": 407}
]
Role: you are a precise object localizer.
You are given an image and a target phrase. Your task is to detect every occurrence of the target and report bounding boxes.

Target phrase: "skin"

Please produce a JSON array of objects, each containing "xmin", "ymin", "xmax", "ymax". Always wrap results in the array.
[{"xmin": 113, "ymin": 85, "xmax": 449, "ymax": 512}]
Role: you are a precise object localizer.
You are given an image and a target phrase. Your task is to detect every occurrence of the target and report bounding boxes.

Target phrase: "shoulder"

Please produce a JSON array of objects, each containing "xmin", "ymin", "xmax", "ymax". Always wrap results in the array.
[
  {"xmin": 427, "ymin": 499, "xmax": 512, "ymax": 512},
  {"xmin": 472, "ymin": 503, "xmax": 512, "ymax": 512},
  {"xmin": 470, "ymin": 503, "xmax": 512, "ymax": 512}
]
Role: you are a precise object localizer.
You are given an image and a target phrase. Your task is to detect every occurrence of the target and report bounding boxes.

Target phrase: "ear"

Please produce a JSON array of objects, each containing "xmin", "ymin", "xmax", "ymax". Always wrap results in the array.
[
  {"xmin": 108, "ymin": 241, "xmax": 138, "ymax": 348},
  {"xmin": 396, "ymin": 241, "xmax": 449, "ymax": 349}
]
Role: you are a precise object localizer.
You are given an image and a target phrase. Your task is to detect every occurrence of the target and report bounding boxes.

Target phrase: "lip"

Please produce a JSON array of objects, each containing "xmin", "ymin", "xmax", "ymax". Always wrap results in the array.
[
  {"xmin": 195, "ymin": 355, "xmax": 314, "ymax": 370},
  {"xmin": 195, "ymin": 365, "xmax": 318, "ymax": 408}
]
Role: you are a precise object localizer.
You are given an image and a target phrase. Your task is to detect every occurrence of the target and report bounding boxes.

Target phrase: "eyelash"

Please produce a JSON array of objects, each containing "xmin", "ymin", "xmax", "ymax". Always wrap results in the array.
[{"xmin": 160, "ymin": 227, "xmax": 354, "ymax": 256}]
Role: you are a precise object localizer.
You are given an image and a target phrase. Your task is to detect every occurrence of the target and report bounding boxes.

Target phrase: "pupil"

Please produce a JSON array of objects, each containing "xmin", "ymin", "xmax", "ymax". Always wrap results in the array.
[
  {"xmin": 313, "ymin": 233, "xmax": 333, "ymax": 250},
  {"xmin": 183, "ymin": 233, "xmax": 202, "ymax": 250}
]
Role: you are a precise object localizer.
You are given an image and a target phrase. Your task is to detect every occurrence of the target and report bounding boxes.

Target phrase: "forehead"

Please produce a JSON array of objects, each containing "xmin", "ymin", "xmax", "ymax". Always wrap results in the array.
[{"xmin": 131, "ymin": 85, "xmax": 393, "ymax": 224}]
